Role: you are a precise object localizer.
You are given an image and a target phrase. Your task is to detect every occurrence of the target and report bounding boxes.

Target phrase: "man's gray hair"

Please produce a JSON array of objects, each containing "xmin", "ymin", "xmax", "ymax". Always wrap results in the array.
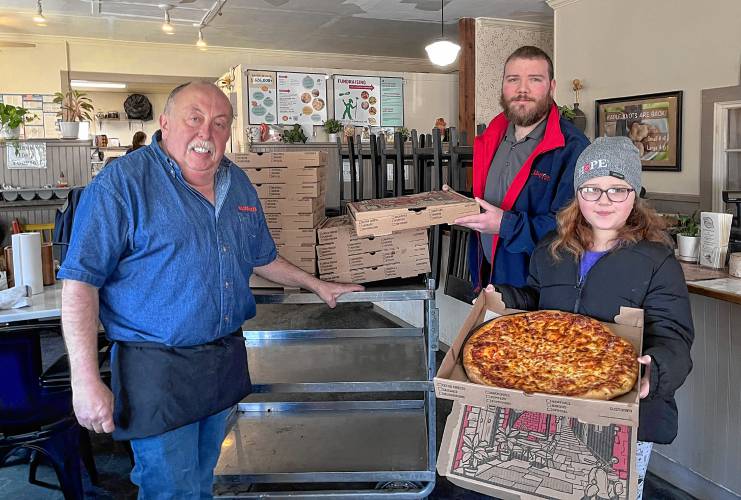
[{"xmin": 163, "ymin": 81, "xmax": 234, "ymax": 121}]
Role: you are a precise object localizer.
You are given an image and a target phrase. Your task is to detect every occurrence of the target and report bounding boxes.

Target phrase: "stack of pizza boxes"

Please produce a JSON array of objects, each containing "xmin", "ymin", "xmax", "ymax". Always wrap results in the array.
[
  {"xmin": 316, "ymin": 215, "xmax": 430, "ymax": 284},
  {"xmin": 433, "ymin": 288, "xmax": 646, "ymax": 500},
  {"xmin": 228, "ymin": 151, "xmax": 327, "ymax": 281}
]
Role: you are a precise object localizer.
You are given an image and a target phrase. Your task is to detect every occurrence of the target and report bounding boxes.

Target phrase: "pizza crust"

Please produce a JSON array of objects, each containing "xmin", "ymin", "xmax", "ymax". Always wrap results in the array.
[{"xmin": 462, "ymin": 310, "xmax": 638, "ymax": 401}]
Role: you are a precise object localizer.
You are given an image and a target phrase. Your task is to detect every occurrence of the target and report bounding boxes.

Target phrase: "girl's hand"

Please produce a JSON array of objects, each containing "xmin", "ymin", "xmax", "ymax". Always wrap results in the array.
[{"xmin": 637, "ymin": 355, "xmax": 652, "ymax": 399}]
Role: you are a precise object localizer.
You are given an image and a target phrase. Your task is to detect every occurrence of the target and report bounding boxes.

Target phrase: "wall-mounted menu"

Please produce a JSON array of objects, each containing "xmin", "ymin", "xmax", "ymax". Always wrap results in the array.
[
  {"xmin": 333, "ymin": 75, "xmax": 404, "ymax": 127},
  {"xmin": 1, "ymin": 94, "xmax": 59, "ymax": 138},
  {"xmin": 379, "ymin": 77, "xmax": 404, "ymax": 127},
  {"xmin": 246, "ymin": 70, "xmax": 277, "ymax": 125},
  {"xmin": 277, "ymin": 72, "xmax": 328, "ymax": 125}
]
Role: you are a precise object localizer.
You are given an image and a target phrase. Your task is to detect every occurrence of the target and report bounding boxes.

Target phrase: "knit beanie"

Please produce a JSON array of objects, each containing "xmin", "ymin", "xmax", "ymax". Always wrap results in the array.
[{"xmin": 573, "ymin": 136, "xmax": 642, "ymax": 194}]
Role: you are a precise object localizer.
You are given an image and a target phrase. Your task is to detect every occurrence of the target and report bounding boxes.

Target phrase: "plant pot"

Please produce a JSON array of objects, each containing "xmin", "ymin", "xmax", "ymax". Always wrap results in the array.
[
  {"xmin": 677, "ymin": 234, "xmax": 700, "ymax": 261},
  {"xmin": 59, "ymin": 121, "xmax": 80, "ymax": 139},
  {"xmin": 572, "ymin": 103, "xmax": 587, "ymax": 132},
  {"xmin": 0, "ymin": 125, "xmax": 21, "ymax": 140},
  {"xmin": 327, "ymin": 132, "xmax": 339, "ymax": 143}
]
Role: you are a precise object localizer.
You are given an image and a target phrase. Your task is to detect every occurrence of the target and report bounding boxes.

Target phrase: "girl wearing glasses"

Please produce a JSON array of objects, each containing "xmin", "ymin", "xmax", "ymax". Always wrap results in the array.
[{"xmin": 496, "ymin": 136, "xmax": 694, "ymax": 500}]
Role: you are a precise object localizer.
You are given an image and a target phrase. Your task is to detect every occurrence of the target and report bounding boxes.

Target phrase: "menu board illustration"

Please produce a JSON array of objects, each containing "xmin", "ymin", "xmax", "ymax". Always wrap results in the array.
[
  {"xmin": 276, "ymin": 72, "xmax": 328, "ymax": 125},
  {"xmin": 333, "ymin": 75, "xmax": 381, "ymax": 126},
  {"xmin": 246, "ymin": 70, "xmax": 277, "ymax": 125}
]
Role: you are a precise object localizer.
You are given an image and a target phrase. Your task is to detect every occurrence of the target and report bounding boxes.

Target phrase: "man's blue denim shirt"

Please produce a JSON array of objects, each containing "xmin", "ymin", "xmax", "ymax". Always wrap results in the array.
[{"xmin": 58, "ymin": 130, "xmax": 277, "ymax": 346}]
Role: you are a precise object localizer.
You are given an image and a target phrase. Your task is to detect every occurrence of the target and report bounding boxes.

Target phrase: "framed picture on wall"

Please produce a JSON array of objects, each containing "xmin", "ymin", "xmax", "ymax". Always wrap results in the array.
[{"xmin": 594, "ymin": 90, "xmax": 683, "ymax": 171}]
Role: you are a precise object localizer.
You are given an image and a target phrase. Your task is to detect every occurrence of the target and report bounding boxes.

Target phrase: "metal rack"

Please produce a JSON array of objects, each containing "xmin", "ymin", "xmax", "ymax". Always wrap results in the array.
[{"xmin": 214, "ymin": 279, "xmax": 439, "ymax": 499}]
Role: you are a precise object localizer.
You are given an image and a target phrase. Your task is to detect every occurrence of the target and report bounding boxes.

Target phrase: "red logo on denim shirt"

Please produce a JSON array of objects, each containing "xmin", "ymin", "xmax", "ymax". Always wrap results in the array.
[
  {"xmin": 238, "ymin": 205, "xmax": 257, "ymax": 212},
  {"xmin": 531, "ymin": 170, "xmax": 551, "ymax": 182}
]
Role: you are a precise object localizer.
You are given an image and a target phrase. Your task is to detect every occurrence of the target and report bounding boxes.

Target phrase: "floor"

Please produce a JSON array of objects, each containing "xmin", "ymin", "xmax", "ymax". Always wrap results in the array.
[{"xmin": 1, "ymin": 303, "xmax": 697, "ymax": 499}]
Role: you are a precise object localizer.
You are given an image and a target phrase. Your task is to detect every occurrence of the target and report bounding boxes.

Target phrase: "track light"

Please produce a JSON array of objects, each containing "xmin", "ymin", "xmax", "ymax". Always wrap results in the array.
[
  {"xmin": 33, "ymin": 0, "xmax": 47, "ymax": 26},
  {"xmin": 196, "ymin": 28, "xmax": 207, "ymax": 49},
  {"xmin": 161, "ymin": 6, "xmax": 174, "ymax": 34}
]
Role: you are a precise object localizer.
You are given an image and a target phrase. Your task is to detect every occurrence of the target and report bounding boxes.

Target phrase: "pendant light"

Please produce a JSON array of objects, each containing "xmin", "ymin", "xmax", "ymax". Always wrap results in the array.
[
  {"xmin": 425, "ymin": 0, "xmax": 460, "ymax": 67},
  {"xmin": 33, "ymin": 0, "xmax": 47, "ymax": 26},
  {"xmin": 196, "ymin": 28, "xmax": 207, "ymax": 49}
]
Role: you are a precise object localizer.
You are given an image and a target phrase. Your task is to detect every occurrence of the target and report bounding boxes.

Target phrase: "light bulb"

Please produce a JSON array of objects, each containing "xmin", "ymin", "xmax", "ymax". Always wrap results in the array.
[
  {"xmin": 425, "ymin": 40, "xmax": 461, "ymax": 67},
  {"xmin": 196, "ymin": 29, "xmax": 207, "ymax": 49},
  {"xmin": 162, "ymin": 9, "xmax": 174, "ymax": 34},
  {"xmin": 33, "ymin": 0, "xmax": 46, "ymax": 25}
]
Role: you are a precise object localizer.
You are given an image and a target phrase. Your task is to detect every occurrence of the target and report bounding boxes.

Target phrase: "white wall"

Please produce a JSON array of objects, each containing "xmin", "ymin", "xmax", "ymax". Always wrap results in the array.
[
  {"xmin": 550, "ymin": 0, "xmax": 741, "ymax": 195},
  {"xmin": 87, "ymin": 92, "xmax": 167, "ymax": 147}
]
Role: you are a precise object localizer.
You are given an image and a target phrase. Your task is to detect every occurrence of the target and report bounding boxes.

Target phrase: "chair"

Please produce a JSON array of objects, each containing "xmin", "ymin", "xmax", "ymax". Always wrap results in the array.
[
  {"xmin": 21, "ymin": 223, "xmax": 55, "ymax": 244},
  {"xmin": 0, "ymin": 323, "xmax": 97, "ymax": 499}
]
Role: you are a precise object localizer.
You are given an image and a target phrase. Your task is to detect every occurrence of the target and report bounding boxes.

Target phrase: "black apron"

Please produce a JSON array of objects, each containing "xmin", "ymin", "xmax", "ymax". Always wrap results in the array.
[{"xmin": 111, "ymin": 329, "xmax": 251, "ymax": 441}]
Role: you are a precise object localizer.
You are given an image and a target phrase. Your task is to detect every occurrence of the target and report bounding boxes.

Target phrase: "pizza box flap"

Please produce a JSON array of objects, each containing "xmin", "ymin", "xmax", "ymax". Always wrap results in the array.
[{"xmin": 434, "ymin": 288, "xmax": 643, "ymax": 427}]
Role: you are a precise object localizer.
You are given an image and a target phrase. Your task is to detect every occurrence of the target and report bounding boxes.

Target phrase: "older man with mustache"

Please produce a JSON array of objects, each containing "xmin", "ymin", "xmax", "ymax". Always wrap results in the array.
[
  {"xmin": 58, "ymin": 81, "xmax": 362, "ymax": 499},
  {"xmin": 454, "ymin": 46, "xmax": 589, "ymax": 289}
]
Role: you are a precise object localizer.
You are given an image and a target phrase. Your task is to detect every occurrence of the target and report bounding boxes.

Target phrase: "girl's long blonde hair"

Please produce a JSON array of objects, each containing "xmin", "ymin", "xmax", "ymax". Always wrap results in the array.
[{"xmin": 549, "ymin": 197, "xmax": 673, "ymax": 260}]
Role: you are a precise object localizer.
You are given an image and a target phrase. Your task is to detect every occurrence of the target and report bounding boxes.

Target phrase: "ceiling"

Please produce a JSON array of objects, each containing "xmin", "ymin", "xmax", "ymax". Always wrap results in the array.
[{"xmin": 0, "ymin": 0, "xmax": 553, "ymax": 59}]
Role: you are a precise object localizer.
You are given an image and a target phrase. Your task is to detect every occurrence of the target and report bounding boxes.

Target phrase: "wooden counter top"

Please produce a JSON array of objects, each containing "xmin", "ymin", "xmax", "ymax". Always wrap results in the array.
[{"xmin": 680, "ymin": 261, "xmax": 741, "ymax": 305}]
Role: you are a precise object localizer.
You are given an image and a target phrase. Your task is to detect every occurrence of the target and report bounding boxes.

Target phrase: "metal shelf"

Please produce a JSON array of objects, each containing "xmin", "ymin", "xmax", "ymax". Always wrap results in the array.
[
  {"xmin": 253, "ymin": 279, "xmax": 433, "ymax": 304},
  {"xmin": 215, "ymin": 400, "xmax": 432, "ymax": 482}
]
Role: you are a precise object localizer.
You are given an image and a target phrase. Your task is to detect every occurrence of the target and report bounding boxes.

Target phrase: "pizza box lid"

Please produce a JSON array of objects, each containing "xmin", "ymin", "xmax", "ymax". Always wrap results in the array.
[{"xmin": 434, "ymin": 287, "xmax": 644, "ymax": 428}]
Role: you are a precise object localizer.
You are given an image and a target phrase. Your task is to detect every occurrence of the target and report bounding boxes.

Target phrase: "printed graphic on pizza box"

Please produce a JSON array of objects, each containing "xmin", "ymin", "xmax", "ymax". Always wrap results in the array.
[{"xmin": 441, "ymin": 403, "xmax": 635, "ymax": 500}]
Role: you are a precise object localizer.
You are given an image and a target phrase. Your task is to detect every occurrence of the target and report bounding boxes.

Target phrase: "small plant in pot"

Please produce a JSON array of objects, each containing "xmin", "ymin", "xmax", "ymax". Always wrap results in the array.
[
  {"xmin": 324, "ymin": 119, "xmax": 343, "ymax": 143},
  {"xmin": 0, "ymin": 103, "xmax": 36, "ymax": 140},
  {"xmin": 675, "ymin": 211, "xmax": 700, "ymax": 262},
  {"xmin": 53, "ymin": 89, "xmax": 94, "ymax": 139},
  {"xmin": 280, "ymin": 124, "xmax": 308, "ymax": 144}
]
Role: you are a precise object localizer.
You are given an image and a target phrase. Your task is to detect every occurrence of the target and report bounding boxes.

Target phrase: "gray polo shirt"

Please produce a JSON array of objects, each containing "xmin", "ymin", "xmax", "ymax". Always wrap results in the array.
[{"xmin": 481, "ymin": 118, "xmax": 547, "ymax": 262}]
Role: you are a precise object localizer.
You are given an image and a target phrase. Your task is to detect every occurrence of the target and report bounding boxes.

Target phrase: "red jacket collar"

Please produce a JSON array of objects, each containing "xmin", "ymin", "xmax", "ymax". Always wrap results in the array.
[{"xmin": 480, "ymin": 102, "xmax": 565, "ymax": 151}]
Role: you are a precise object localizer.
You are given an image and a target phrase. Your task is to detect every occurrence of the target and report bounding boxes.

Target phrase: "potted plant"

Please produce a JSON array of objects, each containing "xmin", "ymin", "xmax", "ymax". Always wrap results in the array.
[
  {"xmin": 0, "ymin": 103, "xmax": 35, "ymax": 140},
  {"xmin": 53, "ymin": 89, "xmax": 94, "ymax": 139},
  {"xmin": 280, "ymin": 124, "xmax": 308, "ymax": 144},
  {"xmin": 675, "ymin": 211, "xmax": 700, "ymax": 261},
  {"xmin": 397, "ymin": 126, "xmax": 410, "ymax": 142},
  {"xmin": 324, "ymin": 118, "xmax": 343, "ymax": 143}
]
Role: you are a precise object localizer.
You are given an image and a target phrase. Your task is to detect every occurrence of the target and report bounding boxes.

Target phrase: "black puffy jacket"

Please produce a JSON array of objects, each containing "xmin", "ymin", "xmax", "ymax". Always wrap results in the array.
[{"xmin": 497, "ymin": 234, "xmax": 694, "ymax": 444}]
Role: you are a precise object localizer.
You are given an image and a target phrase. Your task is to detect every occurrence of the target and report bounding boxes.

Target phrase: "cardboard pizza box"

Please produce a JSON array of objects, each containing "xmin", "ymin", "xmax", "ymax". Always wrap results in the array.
[
  {"xmin": 434, "ymin": 288, "xmax": 644, "ymax": 424},
  {"xmin": 244, "ymin": 165, "xmax": 325, "ymax": 184},
  {"xmin": 266, "ymin": 212, "xmax": 326, "ymax": 230},
  {"xmin": 316, "ymin": 215, "xmax": 427, "ymax": 247},
  {"xmin": 228, "ymin": 150, "xmax": 327, "ymax": 168},
  {"xmin": 255, "ymin": 182, "xmax": 323, "ymax": 199},
  {"xmin": 346, "ymin": 190, "xmax": 479, "ymax": 237},
  {"xmin": 317, "ymin": 243, "xmax": 429, "ymax": 275},
  {"xmin": 269, "ymin": 227, "xmax": 316, "ymax": 246},
  {"xmin": 434, "ymin": 288, "xmax": 644, "ymax": 500},
  {"xmin": 277, "ymin": 244, "xmax": 317, "ymax": 262},
  {"xmin": 319, "ymin": 257, "xmax": 430, "ymax": 284},
  {"xmin": 261, "ymin": 196, "xmax": 325, "ymax": 215}
]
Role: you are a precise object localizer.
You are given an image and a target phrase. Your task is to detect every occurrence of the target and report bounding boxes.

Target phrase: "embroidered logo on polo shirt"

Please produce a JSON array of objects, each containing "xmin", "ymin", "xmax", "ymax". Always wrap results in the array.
[
  {"xmin": 238, "ymin": 205, "xmax": 257, "ymax": 212},
  {"xmin": 531, "ymin": 170, "xmax": 551, "ymax": 181}
]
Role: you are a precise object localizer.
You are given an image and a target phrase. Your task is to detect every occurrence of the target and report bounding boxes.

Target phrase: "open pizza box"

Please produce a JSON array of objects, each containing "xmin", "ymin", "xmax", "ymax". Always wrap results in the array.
[{"xmin": 435, "ymin": 288, "xmax": 644, "ymax": 500}]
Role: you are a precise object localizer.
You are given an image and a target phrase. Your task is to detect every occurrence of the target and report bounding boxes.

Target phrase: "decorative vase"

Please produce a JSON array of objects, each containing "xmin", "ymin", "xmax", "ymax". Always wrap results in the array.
[
  {"xmin": 572, "ymin": 103, "xmax": 587, "ymax": 132},
  {"xmin": 677, "ymin": 234, "xmax": 700, "ymax": 261},
  {"xmin": 60, "ymin": 121, "xmax": 80, "ymax": 139},
  {"xmin": 0, "ymin": 125, "xmax": 20, "ymax": 140},
  {"xmin": 327, "ymin": 132, "xmax": 339, "ymax": 143}
]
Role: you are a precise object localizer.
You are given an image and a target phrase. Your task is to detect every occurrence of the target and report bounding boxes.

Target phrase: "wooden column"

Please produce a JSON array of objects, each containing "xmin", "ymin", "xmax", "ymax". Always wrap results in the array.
[{"xmin": 458, "ymin": 18, "xmax": 476, "ymax": 144}]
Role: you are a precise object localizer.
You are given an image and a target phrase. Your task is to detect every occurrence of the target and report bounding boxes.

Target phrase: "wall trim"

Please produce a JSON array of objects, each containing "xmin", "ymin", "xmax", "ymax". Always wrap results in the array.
[
  {"xmin": 475, "ymin": 17, "xmax": 553, "ymax": 32},
  {"xmin": 546, "ymin": 0, "xmax": 583, "ymax": 10},
  {"xmin": 649, "ymin": 451, "xmax": 740, "ymax": 500}
]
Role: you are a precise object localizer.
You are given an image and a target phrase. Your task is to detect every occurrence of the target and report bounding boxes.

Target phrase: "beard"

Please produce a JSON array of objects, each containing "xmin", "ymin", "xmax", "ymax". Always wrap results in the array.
[{"xmin": 499, "ymin": 92, "xmax": 553, "ymax": 127}]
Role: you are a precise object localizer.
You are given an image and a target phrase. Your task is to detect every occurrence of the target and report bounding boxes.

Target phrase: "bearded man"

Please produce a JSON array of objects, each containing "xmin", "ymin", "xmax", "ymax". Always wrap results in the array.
[{"xmin": 454, "ymin": 46, "xmax": 590, "ymax": 288}]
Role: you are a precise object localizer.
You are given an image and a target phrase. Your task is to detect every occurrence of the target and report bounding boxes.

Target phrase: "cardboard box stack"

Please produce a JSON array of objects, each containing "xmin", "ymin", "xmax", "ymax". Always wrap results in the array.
[
  {"xmin": 316, "ymin": 215, "xmax": 430, "ymax": 284},
  {"xmin": 229, "ymin": 151, "xmax": 327, "ymax": 280},
  {"xmin": 434, "ymin": 290, "xmax": 644, "ymax": 500}
]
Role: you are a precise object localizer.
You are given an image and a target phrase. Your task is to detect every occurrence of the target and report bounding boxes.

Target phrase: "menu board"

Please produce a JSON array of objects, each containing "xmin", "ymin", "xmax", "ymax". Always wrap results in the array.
[
  {"xmin": 246, "ymin": 70, "xmax": 277, "ymax": 125},
  {"xmin": 276, "ymin": 72, "xmax": 328, "ymax": 125},
  {"xmin": 1, "ymin": 93, "xmax": 59, "ymax": 138},
  {"xmin": 333, "ymin": 75, "xmax": 404, "ymax": 127},
  {"xmin": 379, "ymin": 77, "xmax": 404, "ymax": 127}
]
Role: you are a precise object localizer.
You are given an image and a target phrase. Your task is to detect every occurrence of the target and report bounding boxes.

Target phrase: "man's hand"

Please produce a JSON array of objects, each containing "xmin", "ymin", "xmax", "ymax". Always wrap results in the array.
[
  {"xmin": 637, "ymin": 355, "xmax": 652, "ymax": 399},
  {"xmin": 314, "ymin": 280, "xmax": 365, "ymax": 308},
  {"xmin": 454, "ymin": 198, "xmax": 505, "ymax": 235},
  {"xmin": 72, "ymin": 379, "xmax": 116, "ymax": 433}
]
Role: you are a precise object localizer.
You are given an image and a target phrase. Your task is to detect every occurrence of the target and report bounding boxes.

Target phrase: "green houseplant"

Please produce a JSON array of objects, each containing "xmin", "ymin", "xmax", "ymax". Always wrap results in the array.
[
  {"xmin": 53, "ymin": 90, "xmax": 94, "ymax": 139},
  {"xmin": 397, "ymin": 126, "xmax": 410, "ymax": 141},
  {"xmin": 675, "ymin": 212, "xmax": 700, "ymax": 261},
  {"xmin": 280, "ymin": 124, "xmax": 308, "ymax": 144},
  {"xmin": 0, "ymin": 103, "xmax": 35, "ymax": 140},
  {"xmin": 324, "ymin": 118, "xmax": 343, "ymax": 142}
]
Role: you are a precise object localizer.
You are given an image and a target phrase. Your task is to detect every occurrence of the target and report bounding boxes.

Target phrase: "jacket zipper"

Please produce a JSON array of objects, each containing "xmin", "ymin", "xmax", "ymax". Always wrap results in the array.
[{"xmin": 574, "ymin": 265, "xmax": 586, "ymax": 313}]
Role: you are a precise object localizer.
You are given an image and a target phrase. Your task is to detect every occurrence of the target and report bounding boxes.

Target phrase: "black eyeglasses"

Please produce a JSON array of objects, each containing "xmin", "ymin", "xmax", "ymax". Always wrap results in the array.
[{"xmin": 577, "ymin": 186, "xmax": 635, "ymax": 203}]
